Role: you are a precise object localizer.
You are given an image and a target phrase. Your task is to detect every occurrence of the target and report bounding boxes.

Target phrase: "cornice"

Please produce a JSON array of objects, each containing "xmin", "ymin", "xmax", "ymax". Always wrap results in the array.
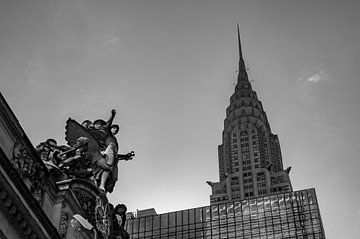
[
  {"xmin": 0, "ymin": 93, "xmax": 25, "ymax": 139},
  {"xmin": 0, "ymin": 93, "xmax": 49, "ymax": 179}
]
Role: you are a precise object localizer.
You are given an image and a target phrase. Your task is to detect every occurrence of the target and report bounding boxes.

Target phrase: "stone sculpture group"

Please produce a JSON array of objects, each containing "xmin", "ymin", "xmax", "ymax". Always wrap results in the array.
[{"xmin": 36, "ymin": 109, "xmax": 134, "ymax": 239}]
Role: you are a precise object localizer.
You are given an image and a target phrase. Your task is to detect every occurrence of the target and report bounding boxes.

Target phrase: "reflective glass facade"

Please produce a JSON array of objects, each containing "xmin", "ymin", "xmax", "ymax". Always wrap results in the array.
[{"xmin": 126, "ymin": 188, "xmax": 325, "ymax": 239}]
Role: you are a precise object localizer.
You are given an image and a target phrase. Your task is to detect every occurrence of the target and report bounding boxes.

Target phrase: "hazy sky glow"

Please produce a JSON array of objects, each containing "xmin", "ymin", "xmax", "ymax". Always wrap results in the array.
[{"xmin": 1, "ymin": 1, "xmax": 360, "ymax": 238}]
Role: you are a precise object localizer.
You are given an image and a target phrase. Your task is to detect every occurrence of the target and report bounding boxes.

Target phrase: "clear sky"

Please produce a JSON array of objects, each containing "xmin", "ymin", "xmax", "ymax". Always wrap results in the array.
[{"xmin": 1, "ymin": 0, "xmax": 360, "ymax": 238}]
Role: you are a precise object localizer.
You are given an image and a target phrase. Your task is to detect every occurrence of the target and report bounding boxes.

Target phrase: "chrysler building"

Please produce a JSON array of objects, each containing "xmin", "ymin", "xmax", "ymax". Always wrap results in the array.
[{"xmin": 208, "ymin": 26, "xmax": 292, "ymax": 205}]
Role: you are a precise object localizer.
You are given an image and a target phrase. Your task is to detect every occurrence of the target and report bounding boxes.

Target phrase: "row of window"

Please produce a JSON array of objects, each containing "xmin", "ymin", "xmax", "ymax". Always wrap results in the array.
[
  {"xmin": 258, "ymin": 189, "xmax": 267, "ymax": 195},
  {"xmin": 243, "ymin": 165, "xmax": 251, "ymax": 171},
  {"xmin": 243, "ymin": 178, "xmax": 252, "ymax": 183},
  {"xmin": 233, "ymin": 129, "xmax": 263, "ymax": 137},
  {"xmin": 128, "ymin": 212, "xmax": 323, "ymax": 238},
  {"xmin": 244, "ymin": 192, "xmax": 254, "ymax": 197},
  {"xmin": 129, "ymin": 189, "xmax": 318, "ymax": 227},
  {"xmin": 243, "ymin": 172, "xmax": 252, "ymax": 177}
]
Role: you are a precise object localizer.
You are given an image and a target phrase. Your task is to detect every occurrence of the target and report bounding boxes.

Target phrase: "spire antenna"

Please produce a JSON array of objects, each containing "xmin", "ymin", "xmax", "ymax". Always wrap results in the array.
[
  {"xmin": 236, "ymin": 23, "xmax": 246, "ymax": 71},
  {"xmin": 237, "ymin": 23, "xmax": 243, "ymax": 60}
]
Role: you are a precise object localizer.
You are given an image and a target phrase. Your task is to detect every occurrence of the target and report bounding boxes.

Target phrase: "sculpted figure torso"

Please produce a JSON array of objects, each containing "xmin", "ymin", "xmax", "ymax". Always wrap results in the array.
[{"xmin": 92, "ymin": 110, "xmax": 120, "ymax": 192}]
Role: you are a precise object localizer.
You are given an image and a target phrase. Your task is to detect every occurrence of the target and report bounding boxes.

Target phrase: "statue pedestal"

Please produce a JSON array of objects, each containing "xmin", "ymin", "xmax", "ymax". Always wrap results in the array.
[{"xmin": 54, "ymin": 178, "xmax": 110, "ymax": 239}]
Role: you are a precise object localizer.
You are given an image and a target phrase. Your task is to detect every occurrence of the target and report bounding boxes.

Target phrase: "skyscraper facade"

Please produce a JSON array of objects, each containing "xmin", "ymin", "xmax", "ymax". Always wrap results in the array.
[{"xmin": 207, "ymin": 27, "xmax": 292, "ymax": 205}]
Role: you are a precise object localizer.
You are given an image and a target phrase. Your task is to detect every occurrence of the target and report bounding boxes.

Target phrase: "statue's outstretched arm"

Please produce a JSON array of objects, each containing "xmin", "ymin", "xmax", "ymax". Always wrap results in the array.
[
  {"xmin": 105, "ymin": 109, "xmax": 116, "ymax": 128},
  {"xmin": 58, "ymin": 154, "xmax": 81, "ymax": 168},
  {"xmin": 117, "ymin": 151, "xmax": 135, "ymax": 161}
]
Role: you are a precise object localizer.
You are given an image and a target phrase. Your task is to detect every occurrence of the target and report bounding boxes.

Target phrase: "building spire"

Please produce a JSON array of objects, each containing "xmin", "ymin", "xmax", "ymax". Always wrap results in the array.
[
  {"xmin": 236, "ymin": 24, "xmax": 248, "ymax": 83},
  {"xmin": 237, "ymin": 23, "xmax": 246, "ymax": 72},
  {"xmin": 237, "ymin": 23, "xmax": 243, "ymax": 60}
]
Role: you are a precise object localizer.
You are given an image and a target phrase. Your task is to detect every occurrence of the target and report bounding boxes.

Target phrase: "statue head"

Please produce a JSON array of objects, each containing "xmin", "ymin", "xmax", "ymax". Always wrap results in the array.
[
  {"xmin": 81, "ymin": 120, "xmax": 92, "ymax": 129},
  {"xmin": 75, "ymin": 137, "xmax": 89, "ymax": 151},
  {"xmin": 111, "ymin": 124, "xmax": 119, "ymax": 135},
  {"xmin": 46, "ymin": 138, "xmax": 57, "ymax": 146},
  {"xmin": 93, "ymin": 119, "xmax": 106, "ymax": 129},
  {"xmin": 114, "ymin": 204, "xmax": 127, "ymax": 216}
]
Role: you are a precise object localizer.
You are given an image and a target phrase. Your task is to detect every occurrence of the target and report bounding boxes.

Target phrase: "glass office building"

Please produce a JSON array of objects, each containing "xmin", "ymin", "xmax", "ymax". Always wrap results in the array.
[{"xmin": 126, "ymin": 188, "xmax": 325, "ymax": 239}]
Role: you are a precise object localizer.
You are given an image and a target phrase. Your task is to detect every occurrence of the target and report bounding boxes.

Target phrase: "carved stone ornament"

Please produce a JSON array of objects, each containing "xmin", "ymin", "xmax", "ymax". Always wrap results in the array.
[
  {"xmin": 74, "ymin": 190, "xmax": 96, "ymax": 226},
  {"xmin": 95, "ymin": 194, "xmax": 111, "ymax": 239},
  {"xmin": 59, "ymin": 201, "xmax": 71, "ymax": 239},
  {"xmin": 11, "ymin": 139, "xmax": 46, "ymax": 203}
]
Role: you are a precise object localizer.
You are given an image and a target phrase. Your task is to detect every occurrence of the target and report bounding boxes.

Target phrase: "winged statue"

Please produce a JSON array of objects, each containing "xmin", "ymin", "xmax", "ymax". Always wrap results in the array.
[
  {"xmin": 65, "ymin": 118, "xmax": 102, "ymax": 156},
  {"xmin": 64, "ymin": 110, "xmax": 134, "ymax": 193}
]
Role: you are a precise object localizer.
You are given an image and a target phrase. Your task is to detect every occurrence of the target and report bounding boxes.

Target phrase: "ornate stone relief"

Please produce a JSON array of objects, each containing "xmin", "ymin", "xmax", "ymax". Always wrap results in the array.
[
  {"xmin": 72, "ymin": 190, "xmax": 112, "ymax": 239},
  {"xmin": 11, "ymin": 138, "xmax": 46, "ymax": 204},
  {"xmin": 95, "ymin": 194, "xmax": 111, "ymax": 239},
  {"xmin": 58, "ymin": 201, "xmax": 71, "ymax": 239},
  {"xmin": 74, "ymin": 190, "xmax": 96, "ymax": 226}
]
